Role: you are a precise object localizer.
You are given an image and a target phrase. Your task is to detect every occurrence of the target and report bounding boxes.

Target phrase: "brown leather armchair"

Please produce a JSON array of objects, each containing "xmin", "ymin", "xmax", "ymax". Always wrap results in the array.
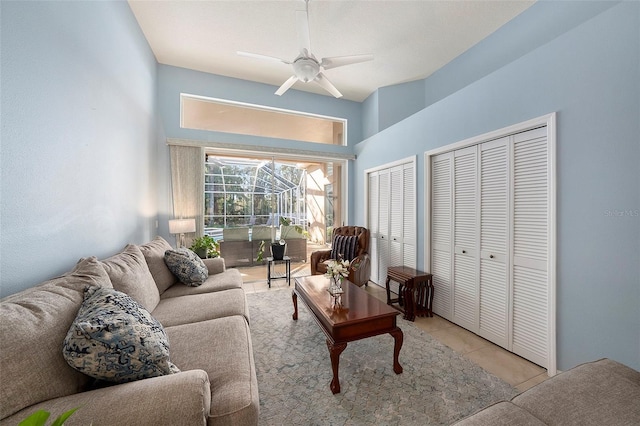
[{"xmin": 310, "ymin": 226, "xmax": 371, "ymax": 287}]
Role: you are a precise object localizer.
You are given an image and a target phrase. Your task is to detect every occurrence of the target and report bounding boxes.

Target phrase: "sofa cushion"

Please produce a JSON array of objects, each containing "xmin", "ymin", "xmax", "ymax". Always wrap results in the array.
[
  {"xmin": 512, "ymin": 358, "xmax": 640, "ymax": 425},
  {"xmin": 166, "ymin": 316, "xmax": 259, "ymax": 426},
  {"xmin": 100, "ymin": 244, "xmax": 160, "ymax": 312},
  {"xmin": 138, "ymin": 236, "xmax": 178, "ymax": 294},
  {"xmin": 251, "ymin": 225, "xmax": 272, "ymax": 241},
  {"xmin": 0, "ymin": 370, "xmax": 212, "ymax": 426},
  {"xmin": 160, "ymin": 268, "xmax": 243, "ymax": 299},
  {"xmin": 164, "ymin": 248, "xmax": 208, "ymax": 286},
  {"xmin": 153, "ymin": 287, "xmax": 249, "ymax": 327},
  {"xmin": 222, "ymin": 227, "xmax": 249, "ymax": 241},
  {"xmin": 203, "ymin": 257, "xmax": 226, "ymax": 275},
  {"xmin": 330, "ymin": 234, "xmax": 358, "ymax": 262},
  {"xmin": 63, "ymin": 287, "xmax": 180, "ymax": 384},
  {"xmin": 0, "ymin": 257, "xmax": 112, "ymax": 420}
]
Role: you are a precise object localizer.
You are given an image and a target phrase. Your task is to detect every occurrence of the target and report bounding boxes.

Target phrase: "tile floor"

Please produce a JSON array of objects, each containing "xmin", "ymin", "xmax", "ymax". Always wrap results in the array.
[{"xmin": 236, "ymin": 261, "xmax": 549, "ymax": 393}]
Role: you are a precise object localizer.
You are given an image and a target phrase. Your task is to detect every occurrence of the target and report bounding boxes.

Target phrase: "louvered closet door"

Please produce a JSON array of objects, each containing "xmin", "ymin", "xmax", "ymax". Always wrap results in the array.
[
  {"xmin": 389, "ymin": 166, "xmax": 404, "ymax": 268},
  {"xmin": 478, "ymin": 138, "xmax": 510, "ymax": 347},
  {"xmin": 511, "ymin": 127, "xmax": 550, "ymax": 368},
  {"xmin": 367, "ymin": 172, "xmax": 380, "ymax": 284},
  {"xmin": 431, "ymin": 153, "xmax": 453, "ymax": 321},
  {"xmin": 402, "ymin": 163, "xmax": 417, "ymax": 268},
  {"xmin": 453, "ymin": 146, "xmax": 479, "ymax": 330},
  {"xmin": 377, "ymin": 169, "xmax": 391, "ymax": 285}
]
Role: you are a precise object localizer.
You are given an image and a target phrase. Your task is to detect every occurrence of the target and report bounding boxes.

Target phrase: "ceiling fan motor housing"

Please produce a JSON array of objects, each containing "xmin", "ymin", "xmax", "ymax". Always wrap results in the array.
[{"xmin": 293, "ymin": 58, "xmax": 320, "ymax": 82}]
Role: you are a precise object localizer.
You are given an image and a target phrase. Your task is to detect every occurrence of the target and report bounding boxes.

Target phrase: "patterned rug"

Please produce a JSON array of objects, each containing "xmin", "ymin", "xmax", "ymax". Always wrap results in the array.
[{"xmin": 247, "ymin": 289, "xmax": 518, "ymax": 425}]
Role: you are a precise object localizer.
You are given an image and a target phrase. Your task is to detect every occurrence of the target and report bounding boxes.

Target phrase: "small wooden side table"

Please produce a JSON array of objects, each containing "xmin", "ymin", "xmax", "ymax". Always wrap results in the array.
[
  {"xmin": 385, "ymin": 266, "xmax": 433, "ymax": 321},
  {"xmin": 267, "ymin": 256, "xmax": 291, "ymax": 288}
]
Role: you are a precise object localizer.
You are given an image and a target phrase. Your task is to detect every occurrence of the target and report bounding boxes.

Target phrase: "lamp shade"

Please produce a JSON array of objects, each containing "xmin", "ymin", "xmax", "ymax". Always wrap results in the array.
[{"xmin": 168, "ymin": 218, "xmax": 196, "ymax": 234}]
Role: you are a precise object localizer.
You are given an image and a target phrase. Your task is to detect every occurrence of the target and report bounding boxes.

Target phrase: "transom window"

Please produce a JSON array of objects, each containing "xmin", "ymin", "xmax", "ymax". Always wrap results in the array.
[{"xmin": 182, "ymin": 94, "xmax": 346, "ymax": 145}]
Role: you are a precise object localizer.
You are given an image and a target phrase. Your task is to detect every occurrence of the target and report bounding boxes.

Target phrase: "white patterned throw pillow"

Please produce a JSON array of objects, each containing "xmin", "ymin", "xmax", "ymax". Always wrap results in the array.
[
  {"xmin": 63, "ymin": 287, "xmax": 180, "ymax": 383},
  {"xmin": 163, "ymin": 248, "xmax": 208, "ymax": 286}
]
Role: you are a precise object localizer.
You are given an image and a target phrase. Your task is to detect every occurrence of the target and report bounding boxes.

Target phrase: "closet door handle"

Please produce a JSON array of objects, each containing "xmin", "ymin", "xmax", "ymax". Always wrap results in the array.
[
  {"xmin": 462, "ymin": 250, "xmax": 466, "ymax": 254},
  {"xmin": 490, "ymin": 254, "xmax": 494, "ymax": 259}
]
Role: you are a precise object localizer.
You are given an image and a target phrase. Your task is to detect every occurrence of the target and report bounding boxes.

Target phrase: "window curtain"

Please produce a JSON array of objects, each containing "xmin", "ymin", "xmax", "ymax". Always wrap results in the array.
[{"xmin": 169, "ymin": 145, "xmax": 205, "ymax": 247}]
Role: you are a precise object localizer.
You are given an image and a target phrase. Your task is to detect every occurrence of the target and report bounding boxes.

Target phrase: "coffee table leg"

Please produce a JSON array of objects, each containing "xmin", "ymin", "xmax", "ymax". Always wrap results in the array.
[
  {"xmin": 292, "ymin": 291, "xmax": 298, "ymax": 320},
  {"xmin": 326, "ymin": 339, "xmax": 347, "ymax": 394},
  {"xmin": 390, "ymin": 328, "xmax": 404, "ymax": 374}
]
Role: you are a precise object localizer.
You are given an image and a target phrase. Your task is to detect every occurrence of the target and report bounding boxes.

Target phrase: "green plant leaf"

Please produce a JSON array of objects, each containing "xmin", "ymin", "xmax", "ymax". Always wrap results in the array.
[
  {"xmin": 279, "ymin": 216, "xmax": 291, "ymax": 226},
  {"xmin": 19, "ymin": 410, "xmax": 50, "ymax": 426},
  {"xmin": 19, "ymin": 407, "xmax": 80, "ymax": 426},
  {"xmin": 50, "ymin": 408, "xmax": 79, "ymax": 426},
  {"xmin": 256, "ymin": 240, "xmax": 265, "ymax": 261}
]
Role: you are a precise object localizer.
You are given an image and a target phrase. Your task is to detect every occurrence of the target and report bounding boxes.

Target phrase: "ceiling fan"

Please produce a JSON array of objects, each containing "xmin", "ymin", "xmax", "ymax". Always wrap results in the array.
[{"xmin": 237, "ymin": 0, "xmax": 373, "ymax": 98}]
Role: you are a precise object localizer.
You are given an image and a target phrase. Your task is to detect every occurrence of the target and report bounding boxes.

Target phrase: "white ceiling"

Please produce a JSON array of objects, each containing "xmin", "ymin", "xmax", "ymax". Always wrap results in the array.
[{"xmin": 129, "ymin": 1, "xmax": 534, "ymax": 102}]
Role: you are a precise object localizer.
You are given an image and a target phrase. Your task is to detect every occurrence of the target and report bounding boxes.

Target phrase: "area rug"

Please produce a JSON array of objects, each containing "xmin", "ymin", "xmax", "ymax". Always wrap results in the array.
[{"xmin": 247, "ymin": 288, "xmax": 518, "ymax": 425}]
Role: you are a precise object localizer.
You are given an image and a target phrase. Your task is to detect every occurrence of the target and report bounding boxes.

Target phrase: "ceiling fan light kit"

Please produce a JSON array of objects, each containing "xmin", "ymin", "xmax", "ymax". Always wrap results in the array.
[
  {"xmin": 237, "ymin": 0, "xmax": 373, "ymax": 98},
  {"xmin": 293, "ymin": 57, "xmax": 319, "ymax": 82}
]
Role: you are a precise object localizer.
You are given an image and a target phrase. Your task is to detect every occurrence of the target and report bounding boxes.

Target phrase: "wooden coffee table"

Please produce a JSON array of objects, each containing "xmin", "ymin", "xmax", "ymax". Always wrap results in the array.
[{"xmin": 292, "ymin": 275, "xmax": 403, "ymax": 394}]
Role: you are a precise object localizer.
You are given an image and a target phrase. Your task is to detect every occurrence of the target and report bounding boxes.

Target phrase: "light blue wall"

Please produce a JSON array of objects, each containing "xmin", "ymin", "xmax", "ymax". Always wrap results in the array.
[
  {"xmin": 378, "ymin": 79, "xmax": 426, "ymax": 133},
  {"xmin": 0, "ymin": 1, "xmax": 159, "ymax": 296},
  {"xmin": 362, "ymin": 89, "xmax": 379, "ymax": 140},
  {"xmin": 362, "ymin": 79, "xmax": 427, "ymax": 139},
  {"xmin": 1, "ymin": 0, "xmax": 637, "ymax": 372},
  {"xmin": 355, "ymin": 1, "xmax": 640, "ymax": 371},
  {"xmin": 155, "ymin": 65, "xmax": 363, "ymax": 241},
  {"xmin": 421, "ymin": 1, "xmax": 620, "ymax": 109}
]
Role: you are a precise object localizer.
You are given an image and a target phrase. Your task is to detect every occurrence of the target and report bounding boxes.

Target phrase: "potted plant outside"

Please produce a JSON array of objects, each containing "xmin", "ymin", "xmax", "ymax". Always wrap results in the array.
[
  {"xmin": 270, "ymin": 239, "xmax": 286, "ymax": 260},
  {"xmin": 189, "ymin": 235, "xmax": 220, "ymax": 259}
]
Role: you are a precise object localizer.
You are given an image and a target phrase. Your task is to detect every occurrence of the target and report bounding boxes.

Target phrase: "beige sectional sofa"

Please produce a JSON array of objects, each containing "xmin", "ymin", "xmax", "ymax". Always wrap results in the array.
[
  {"xmin": 0, "ymin": 236, "xmax": 259, "ymax": 426},
  {"xmin": 454, "ymin": 358, "xmax": 640, "ymax": 425}
]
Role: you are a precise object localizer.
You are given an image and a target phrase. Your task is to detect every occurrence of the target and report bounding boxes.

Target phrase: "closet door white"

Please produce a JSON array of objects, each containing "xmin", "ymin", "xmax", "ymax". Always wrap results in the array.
[
  {"xmin": 511, "ymin": 127, "xmax": 550, "ymax": 368},
  {"xmin": 431, "ymin": 152, "xmax": 453, "ymax": 321},
  {"xmin": 366, "ymin": 158, "xmax": 417, "ymax": 286},
  {"xmin": 367, "ymin": 172, "xmax": 380, "ymax": 284},
  {"xmin": 389, "ymin": 166, "xmax": 404, "ymax": 268},
  {"xmin": 377, "ymin": 169, "xmax": 391, "ymax": 285},
  {"xmin": 402, "ymin": 163, "xmax": 417, "ymax": 268},
  {"xmin": 452, "ymin": 146, "xmax": 479, "ymax": 330},
  {"xmin": 478, "ymin": 138, "xmax": 510, "ymax": 347},
  {"xmin": 427, "ymin": 116, "xmax": 555, "ymax": 371}
]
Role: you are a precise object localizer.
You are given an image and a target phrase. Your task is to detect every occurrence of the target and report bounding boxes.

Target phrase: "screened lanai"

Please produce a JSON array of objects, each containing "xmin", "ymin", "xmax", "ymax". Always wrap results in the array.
[{"xmin": 204, "ymin": 155, "xmax": 310, "ymax": 238}]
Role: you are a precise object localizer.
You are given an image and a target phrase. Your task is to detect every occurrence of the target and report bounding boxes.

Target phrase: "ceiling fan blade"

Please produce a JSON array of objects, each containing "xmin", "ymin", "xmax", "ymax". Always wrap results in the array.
[
  {"xmin": 295, "ymin": 9, "xmax": 311, "ymax": 56},
  {"xmin": 320, "ymin": 54, "xmax": 374, "ymax": 70},
  {"xmin": 237, "ymin": 51, "xmax": 291, "ymax": 65},
  {"xmin": 314, "ymin": 73, "xmax": 342, "ymax": 98},
  {"xmin": 275, "ymin": 75, "xmax": 299, "ymax": 96}
]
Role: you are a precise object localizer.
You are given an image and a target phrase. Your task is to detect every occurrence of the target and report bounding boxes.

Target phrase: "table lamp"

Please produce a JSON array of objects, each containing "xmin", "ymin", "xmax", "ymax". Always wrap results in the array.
[{"xmin": 168, "ymin": 218, "xmax": 196, "ymax": 248}]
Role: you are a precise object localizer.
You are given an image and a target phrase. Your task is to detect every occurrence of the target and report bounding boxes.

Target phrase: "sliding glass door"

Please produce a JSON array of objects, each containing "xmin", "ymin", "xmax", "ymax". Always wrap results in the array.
[{"xmin": 203, "ymin": 153, "xmax": 343, "ymax": 245}]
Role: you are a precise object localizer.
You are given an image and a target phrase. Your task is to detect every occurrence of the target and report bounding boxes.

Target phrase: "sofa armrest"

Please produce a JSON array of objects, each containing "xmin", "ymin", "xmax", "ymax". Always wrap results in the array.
[
  {"xmin": 310, "ymin": 249, "xmax": 332, "ymax": 275},
  {"xmin": 203, "ymin": 257, "xmax": 226, "ymax": 275},
  {"xmin": 1, "ymin": 370, "xmax": 211, "ymax": 426}
]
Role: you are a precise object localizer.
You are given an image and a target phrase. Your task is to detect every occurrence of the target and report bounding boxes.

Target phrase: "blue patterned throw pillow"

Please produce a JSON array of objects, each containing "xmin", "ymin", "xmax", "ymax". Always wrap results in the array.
[
  {"xmin": 63, "ymin": 287, "xmax": 180, "ymax": 383},
  {"xmin": 163, "ymin": 248, "xmax": 208, "ymax": 286}
]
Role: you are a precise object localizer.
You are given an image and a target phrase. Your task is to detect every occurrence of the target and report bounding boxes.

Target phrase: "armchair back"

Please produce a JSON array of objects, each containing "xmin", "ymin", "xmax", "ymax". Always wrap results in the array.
[{"xmin": 310, "ymin": 226, "xmax": 371, "ymax": 287}]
